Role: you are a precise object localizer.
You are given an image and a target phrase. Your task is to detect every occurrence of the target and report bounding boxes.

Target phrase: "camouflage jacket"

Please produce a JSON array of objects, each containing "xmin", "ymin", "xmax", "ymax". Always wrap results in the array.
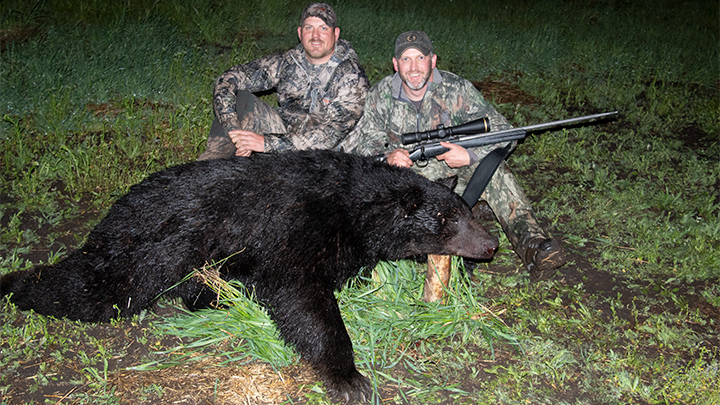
[
  {"xmin": 213, "ymin": 39, "xmax": 369, "ymax": 151},
  {"xmin": 338, "ymin": 69, "xmax": 513, "ymax": 195}
]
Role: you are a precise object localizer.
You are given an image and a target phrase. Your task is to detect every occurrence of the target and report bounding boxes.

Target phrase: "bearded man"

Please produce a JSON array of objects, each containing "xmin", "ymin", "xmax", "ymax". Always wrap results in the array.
[
  {"xmin": 338, "ymin": 30, "xmax": 567, "ymax": 275},
  {"xmin": 199, "ymin": 3, "xmax": 369, "ymax": 160}
]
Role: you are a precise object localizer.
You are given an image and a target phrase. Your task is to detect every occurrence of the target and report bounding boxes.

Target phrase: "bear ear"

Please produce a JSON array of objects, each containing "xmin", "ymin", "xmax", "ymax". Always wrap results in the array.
[{"xmin": 435, "ymin": 175, "xmax": 458, "ymax": 191}]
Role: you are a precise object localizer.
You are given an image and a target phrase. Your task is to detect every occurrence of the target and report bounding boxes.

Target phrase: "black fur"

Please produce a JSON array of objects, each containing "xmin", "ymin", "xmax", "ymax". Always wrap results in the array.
[{"xmin": 1, "ymin": 150, "xmax": 497, "ymax": 402}]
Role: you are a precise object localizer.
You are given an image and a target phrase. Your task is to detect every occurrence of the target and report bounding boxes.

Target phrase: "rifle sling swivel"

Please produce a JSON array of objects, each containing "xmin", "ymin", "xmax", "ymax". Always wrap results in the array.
[{"xmin": 417, "ymin": 145, "xmax": 429, "ymax": 167}]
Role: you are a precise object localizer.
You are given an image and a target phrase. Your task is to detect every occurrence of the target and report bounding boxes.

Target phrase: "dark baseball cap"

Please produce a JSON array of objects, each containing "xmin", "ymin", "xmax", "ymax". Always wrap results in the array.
[
  {"xmin": 395, "ymin": 30, "xmax": 433, "ymax": 59},
  {"xmin": 300, "ymin": 3, "xmax": 338, "ymax": 28}
]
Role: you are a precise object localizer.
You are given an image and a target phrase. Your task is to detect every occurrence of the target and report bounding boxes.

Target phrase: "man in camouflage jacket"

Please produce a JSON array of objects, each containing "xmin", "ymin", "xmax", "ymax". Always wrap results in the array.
[
  {"xmin": 338, "ymin": 31, "xmax": 566, "ymax": 273},
  {"xmin": 198, "ymin": 3, "xmax": 369, "ymax": 160}
]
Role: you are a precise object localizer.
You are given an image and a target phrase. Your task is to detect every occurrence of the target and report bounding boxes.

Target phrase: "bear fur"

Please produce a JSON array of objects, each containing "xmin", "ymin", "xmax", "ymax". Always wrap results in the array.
[{"xmin": 1, "ymin": 150, "xmax": 498, "ymax": 402}]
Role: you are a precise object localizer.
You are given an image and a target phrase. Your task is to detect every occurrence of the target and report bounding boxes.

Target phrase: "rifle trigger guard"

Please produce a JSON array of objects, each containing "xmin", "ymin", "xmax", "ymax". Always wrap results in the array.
[{"xmin": 417, "ymin": 146, "xmax": 428, "ymax": 168}]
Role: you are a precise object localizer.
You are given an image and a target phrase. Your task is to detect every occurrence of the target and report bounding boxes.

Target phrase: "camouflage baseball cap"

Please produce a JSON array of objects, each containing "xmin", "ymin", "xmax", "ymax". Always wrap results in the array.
[
  {"xmin": 394, "ymin": 30, "xmax": 433, "ymax": 59},
  {"xmin": 300, "ymin": 3, "xmax": 338, "ymax": 28}
]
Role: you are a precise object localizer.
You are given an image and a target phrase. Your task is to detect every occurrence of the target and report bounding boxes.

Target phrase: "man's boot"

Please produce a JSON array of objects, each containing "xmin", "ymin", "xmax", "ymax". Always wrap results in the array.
[
  {"xmin": 517, "ymin": 235, "xmax": 567, "ymax": 273},
  {"xmin": 500, "ymin": 219, "xmax": 567, "ymax": 273}
]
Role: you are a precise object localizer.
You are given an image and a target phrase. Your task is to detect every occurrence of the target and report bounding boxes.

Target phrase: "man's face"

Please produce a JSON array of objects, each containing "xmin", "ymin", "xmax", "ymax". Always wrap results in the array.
[
  {"xmin": 393, "ymin": 48, "xmax": 437, "ymax": 91},
  {"xmin": 297, "ymin": 16, "xmax": 340, "ymax": 65}
]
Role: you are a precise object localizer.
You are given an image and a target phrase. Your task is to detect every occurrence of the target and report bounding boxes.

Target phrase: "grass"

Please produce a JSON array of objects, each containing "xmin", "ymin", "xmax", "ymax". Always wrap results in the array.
[
  {"xmin": 136, "ymin": 259, "xmax": 519, "ymax": 402},
  {"xmin": 1, "ymin": 0, "xmax": 719, "ymax": 403}
]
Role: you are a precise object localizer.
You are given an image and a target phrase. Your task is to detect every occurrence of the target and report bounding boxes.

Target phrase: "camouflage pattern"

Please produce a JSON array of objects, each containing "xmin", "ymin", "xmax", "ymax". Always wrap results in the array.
[
  {"xmin": 210, "ymin": 38, "xmax": 368, "ymax": 154},
  {"xmin": 198, "ymin": 91, "xmax": 288, "ymax": 161},
  {"xmin": 300, "ymin": 2, "xmax": 337, "ymax": 28},
  {"xmin": 338, "ymin": 69, "xmax": 549, "ymax": 247}
]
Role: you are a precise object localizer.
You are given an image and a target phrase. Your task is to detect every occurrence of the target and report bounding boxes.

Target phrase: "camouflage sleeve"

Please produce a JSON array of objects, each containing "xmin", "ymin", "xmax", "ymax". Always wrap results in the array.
[
  {"xmin": 264, "ymin": 60, "xmax": 369, "ymax": 152},
  {"xmin": 335, "ymin": 81, "xmax": 393, "ymax": 157},
  {"xmin": 455, "ymin": 80, "xmax": 511, "ymax": 130},
  {"xmin": 454, "ymin": 80, "xmax": 515, "ymax": 158},
  {"xmin": 213, "ymin": 54, "xmax": 284, "ymax": 133}
]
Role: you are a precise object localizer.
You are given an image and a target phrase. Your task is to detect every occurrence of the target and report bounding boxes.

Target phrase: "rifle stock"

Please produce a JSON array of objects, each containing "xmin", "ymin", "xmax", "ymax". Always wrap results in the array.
[{"xmin": 407, "ymin": 111, "xmax": 618, "ymax": 163}]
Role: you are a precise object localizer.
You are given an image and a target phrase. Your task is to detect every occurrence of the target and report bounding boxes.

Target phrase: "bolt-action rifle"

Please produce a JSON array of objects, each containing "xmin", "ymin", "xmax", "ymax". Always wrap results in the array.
[{"xmin": 404, "ymin": 111, "xmax": 619, "ymax": 163}]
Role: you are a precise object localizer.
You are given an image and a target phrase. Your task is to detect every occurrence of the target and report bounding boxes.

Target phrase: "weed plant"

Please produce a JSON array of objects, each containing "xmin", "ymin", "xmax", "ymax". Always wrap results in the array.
[{"xmin": 0, "ymin": 0, "xmax": 718, "ymax": 403}]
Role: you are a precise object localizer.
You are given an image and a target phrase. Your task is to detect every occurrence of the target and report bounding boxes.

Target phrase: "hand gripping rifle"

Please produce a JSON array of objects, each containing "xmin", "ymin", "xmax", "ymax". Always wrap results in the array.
[{"xmin": 401, "ymin": 111, "xmax": 619, "ymax": 207}]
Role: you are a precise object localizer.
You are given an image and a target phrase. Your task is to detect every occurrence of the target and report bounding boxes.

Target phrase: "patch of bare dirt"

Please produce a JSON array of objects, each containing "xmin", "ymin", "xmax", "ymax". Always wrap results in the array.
[
  {"xmin": 2, "ymin": 317, "xmax": 161, "ymax": 405},
  {"xmin": 473, "ymin": 79, "xmax": 541, "ymax": 106},
  {"xmin": 0, "ymin": 26, "xmax": 41, "ymax": 52},
  {"xmin": 0, "ymin": 190, "xmax": 101, "ymax": 264}
]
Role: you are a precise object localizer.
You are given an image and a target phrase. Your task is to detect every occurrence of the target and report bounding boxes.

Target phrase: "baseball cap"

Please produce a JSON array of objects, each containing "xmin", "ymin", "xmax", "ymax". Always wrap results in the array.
[
  {"xmin": 300, "ymin": 3, "xmax": 338, "ymax": 28},
  {"xmin": 395, "ymin": 30, "xmax": 433, "ymax": 60}
]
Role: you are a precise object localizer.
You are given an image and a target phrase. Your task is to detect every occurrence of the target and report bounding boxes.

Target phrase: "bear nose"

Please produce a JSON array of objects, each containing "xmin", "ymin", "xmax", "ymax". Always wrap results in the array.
[{"xmin": 487, "ymin": 239, "xmax": 499, "ymax": 256}]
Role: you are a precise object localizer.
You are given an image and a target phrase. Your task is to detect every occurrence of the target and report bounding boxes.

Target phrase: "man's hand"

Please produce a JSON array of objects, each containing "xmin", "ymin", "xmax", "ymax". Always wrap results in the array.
[
  {"xmin": 436, "ymin": 142, "xmax": 470, "ymax": 168},
  {"xmin": 228, "ymin": 129, "xmax": 265, "ymax": 157},
  {"xmin": 386, "ymin": 148, "xmax": 413, "ymax": 168}
]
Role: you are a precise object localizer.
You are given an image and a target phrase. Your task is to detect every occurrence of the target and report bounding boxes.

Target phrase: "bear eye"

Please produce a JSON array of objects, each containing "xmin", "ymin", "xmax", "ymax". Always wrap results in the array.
[{"xmin": 443, "ymin": 209, "xmax": 460, "ymax": 225}]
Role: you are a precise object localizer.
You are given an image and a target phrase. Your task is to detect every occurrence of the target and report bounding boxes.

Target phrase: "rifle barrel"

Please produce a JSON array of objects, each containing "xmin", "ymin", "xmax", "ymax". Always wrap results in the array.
[
  {"xmin": 515, "ymin": 110, "xmax": 618, "ymax": 133},
  {"xmin": 423, "ymin": 111, "xmax": 618, "ymax": 145},
  {"xmin": 408, "ymin": 111, "xmax": 618, "ymax": 162}
]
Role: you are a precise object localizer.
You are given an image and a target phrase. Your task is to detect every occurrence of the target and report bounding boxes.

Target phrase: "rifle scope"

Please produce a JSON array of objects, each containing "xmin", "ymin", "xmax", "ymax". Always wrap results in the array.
[{"xmin": 401, "ymin": 117, "xmax": 490, "ymax": 145}]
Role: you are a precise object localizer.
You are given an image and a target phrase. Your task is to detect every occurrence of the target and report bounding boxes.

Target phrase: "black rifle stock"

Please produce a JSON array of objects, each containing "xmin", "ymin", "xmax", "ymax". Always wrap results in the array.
[{"xmin": 406, "ymin": 111, "xmax": 618, "ymax": 163}]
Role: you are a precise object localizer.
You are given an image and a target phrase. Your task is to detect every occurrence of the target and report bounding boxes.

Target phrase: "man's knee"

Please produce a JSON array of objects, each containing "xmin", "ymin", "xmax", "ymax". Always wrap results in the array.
[
  {"xmin": 235, "ymin": 90, "xmax": 257, "ymax": 118},
  {"xmin": 238, "ymin": 93, "xmax": 286, "ymax": 135},
  {"xmin": 199, "ymin": 91, "xmax": 286, "ymax": 160},
  {"xmin": 198, "ymin": 118, "xmax": 236, "ymax": 160}
]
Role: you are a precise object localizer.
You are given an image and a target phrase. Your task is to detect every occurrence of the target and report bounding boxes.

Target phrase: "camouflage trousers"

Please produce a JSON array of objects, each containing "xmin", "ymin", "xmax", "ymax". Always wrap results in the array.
[
  {"xmin": 414, "ymin": 151, "xmax": 548, "ymax": 253},
  {"xmin": 480, "ymin": 160, "xmax": 548, "ymax": 249},
  {"xmin": 198, "ymin": 91, "xmax": 287, "ymax": 161}
]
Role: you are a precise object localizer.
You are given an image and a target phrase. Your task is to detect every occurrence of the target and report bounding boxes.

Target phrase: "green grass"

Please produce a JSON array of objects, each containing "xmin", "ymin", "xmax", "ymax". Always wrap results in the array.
[
  {"xmin": 1, "ymin": 0, "xmax": 718, "ymax": 403},
  {"xmin": 137, "ymin": 259, "xmax": 518, "ymax": 402}
]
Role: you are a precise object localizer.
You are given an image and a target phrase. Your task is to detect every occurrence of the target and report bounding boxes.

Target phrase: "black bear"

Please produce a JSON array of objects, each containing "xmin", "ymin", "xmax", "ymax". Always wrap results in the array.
[{"xmin": 1, "ymin": 150, "xmax": 497, "ymax": 402}]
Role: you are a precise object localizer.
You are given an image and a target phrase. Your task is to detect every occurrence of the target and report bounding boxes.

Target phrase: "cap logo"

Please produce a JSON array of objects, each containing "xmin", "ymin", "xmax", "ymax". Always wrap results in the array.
[{"xmin": 395, "ymin": 30, "xmax": 432, "ymax": 59}]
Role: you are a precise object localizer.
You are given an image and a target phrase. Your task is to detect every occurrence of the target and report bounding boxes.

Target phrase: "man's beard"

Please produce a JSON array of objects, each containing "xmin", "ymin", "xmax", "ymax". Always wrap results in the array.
[
  {"xmin": 306, "ymin": 47, "xmax": 334, "ymax": 60},
  {"xmin": 303, "ymin": 39, "xmax": 335, "ymax": 62},
  {"xmin": 401, "ymin": 70, "xmax": 431, "ymax": 91}
]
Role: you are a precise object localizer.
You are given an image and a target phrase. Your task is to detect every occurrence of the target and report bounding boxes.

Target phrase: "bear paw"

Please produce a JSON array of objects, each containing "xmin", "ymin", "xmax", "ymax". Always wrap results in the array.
[{"xmin": 326, "ymin": 369, "xmax": 373, "ymax": 404}]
